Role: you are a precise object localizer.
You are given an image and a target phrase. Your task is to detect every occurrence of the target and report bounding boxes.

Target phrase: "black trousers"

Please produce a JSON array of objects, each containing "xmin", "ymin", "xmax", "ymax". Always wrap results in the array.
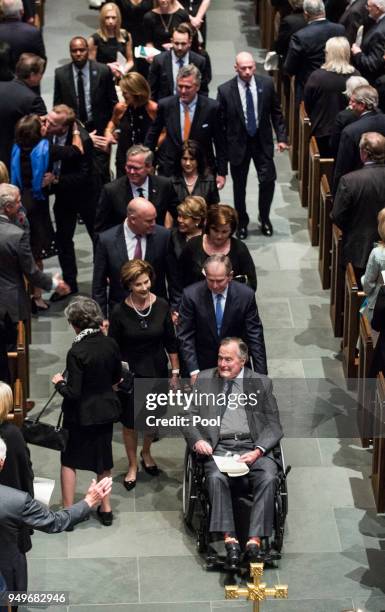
[
  {"xmin": 230, "ymin": 137, "xmax": 276, "ymax": 227},
  {"xmin": 53, "ymin": 196, "xmax": 95, "ymax": 292}
]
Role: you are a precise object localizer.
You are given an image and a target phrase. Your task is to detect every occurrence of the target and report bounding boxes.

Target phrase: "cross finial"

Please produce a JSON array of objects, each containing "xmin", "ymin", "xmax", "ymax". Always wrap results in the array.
[{"xmin": 224, "ymin": 563, "xmax": 288, "ymax": 612}]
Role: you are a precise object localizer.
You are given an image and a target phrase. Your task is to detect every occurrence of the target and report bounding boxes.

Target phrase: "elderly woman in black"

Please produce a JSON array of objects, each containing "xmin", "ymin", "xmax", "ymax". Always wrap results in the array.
[
  {"xmin": 171, "ymin": 140, "xmax": 219, "ymax": 206},
  {"xmin": 51, "ymin": 297, "xmax": 122, "ymax": 527}
]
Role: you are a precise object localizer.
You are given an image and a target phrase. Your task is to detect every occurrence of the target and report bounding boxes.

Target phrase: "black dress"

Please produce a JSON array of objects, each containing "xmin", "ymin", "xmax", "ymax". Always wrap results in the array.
[
  {"xmin": 91, "ymin": 31, "xmax": 130, "ymax": 64},
  {"xmin": 57, "ymin": 333, "xmax": 122, "ymax": 474},
  {"xmin": 109, "ymin": 298, "xmax": 178, "ymax": 428},
  {"xmin": 115, "ymin": 0, "xmax": 152, "ymax": 47},
  {"xmin": 116, "ymin": 104, "xmax": 154, "ymax": 177},
  {"xmin": 171, "ymin": 174, "xmax": 220, "ymax": 206},
  {"xmin": 180, "ymin": 0, "xmax": 208, "ymax": 42},
  {"xmin": 178, "ymin": 235, "xmax": 258, "ymax": 291},
  {"xmin": 143, "ymin": 9, "xmax": 190, "ymax": 48}
]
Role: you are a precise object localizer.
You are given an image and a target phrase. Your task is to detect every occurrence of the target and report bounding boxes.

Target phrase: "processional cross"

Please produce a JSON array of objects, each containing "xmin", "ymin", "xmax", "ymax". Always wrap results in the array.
[{"xmin": 225, "ymin": 562, "xmax": 288, "ymax": 612}]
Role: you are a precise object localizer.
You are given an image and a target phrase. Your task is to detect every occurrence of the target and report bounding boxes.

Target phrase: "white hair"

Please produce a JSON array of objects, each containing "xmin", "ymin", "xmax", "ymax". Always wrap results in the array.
[
  {"xmin": 2, "ymin": 0, "xmax": 23, "ymax": 18},
  {"xmin": 303, "ymin": 0, "xmax": 325, "ymax": 15},
  {"xmin": 344, "ymin": 76, "xmax": 369, "ymax": 98},
  {"xmin": 0, "ymin": 438, "xmax": 6, "ymax": 461},
  {"xmin": 372, "ymin": 0, "xmax": 385, "ymax": 12}
]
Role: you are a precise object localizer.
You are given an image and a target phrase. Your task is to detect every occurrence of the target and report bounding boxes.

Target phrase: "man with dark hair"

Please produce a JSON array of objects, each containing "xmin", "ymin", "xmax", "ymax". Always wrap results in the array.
[
  {"xmin": 331, "ymin": 131, "xmax": 385, "ymax": 279},
  {"xmin": 148, "ymin": 22, "xmax": 210, "ymax": 100},
  {"xmin": 0, "ymin": 0, "xmax": 46, "ymax": 68},
  {"xmin": 0, "ymin": 52, "xmax": 46, "ymax": 167}
]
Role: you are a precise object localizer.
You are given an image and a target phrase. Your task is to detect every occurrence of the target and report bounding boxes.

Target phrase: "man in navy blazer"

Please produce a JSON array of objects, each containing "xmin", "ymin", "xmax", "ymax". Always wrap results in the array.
[
  {"xmin": 177, "ymin": 255, "xmax": 267, "ymax": 383},
  {"xmin": 145, "ymin": 63, "xmax": 227, "ymax": 186},
  {"xmin": 92, "ymin": 199, "xmax": 174, "ymax": 319},
  {"xmin": 284, "ymin": 0, "xmax": 345, "ymax": 100},
  {"xmin": 0, "ymin": 0, "xmax": 46, "ymax": 69},
  {"xmin": 217, "ymin": 52, "xmax": 288, "ymax": 239}
]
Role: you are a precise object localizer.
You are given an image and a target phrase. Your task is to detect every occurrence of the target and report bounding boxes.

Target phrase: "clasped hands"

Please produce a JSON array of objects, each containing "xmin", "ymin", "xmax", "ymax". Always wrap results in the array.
[{"xmin": 193, "ymin": 439, "xmax": 263, "ymax": 464}]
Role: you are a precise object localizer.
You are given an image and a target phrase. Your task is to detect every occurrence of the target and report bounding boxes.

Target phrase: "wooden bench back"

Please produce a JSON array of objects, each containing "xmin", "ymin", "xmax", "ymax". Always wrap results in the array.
[
  {"xmin": 357, "ymin": 315, "xmax": 374, "ymax": 448},
  {"xmin": 342, "ymin": 264, "xmax": 365, "ymax": 380},
  {"xmin": 308, "ymin": 137, "xmax": 334, "ymax": 246},
  {"xmin": 330, "ymin": 224, "xmax": 344, "ymax": 337}
]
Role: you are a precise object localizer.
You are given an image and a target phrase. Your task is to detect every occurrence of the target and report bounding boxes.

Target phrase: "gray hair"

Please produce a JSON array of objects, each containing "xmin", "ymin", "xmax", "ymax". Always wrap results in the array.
[
  {"xmin": 0, "ymin": 438, "xmax": 6, "ymax": 461},
  {"xmin": 2, "ymin": 0, "xmax": 23, "ymax": 18},
  {"xmin": 203, "ymin": 254, "xmax": 233, "ymax": 276},
  {"xmin": 352, "ymin": 85, "xmax": 378, "ymax": 110},
  {"xmin": 0, "ymin": 184, "xmax": 19, "ymax": 214},
  {"xmin": 220, "ymin": 337, "xmax": 249, "ymax": 361},
  {"xmin": 343, "ymin": 75, "xmax": 369, "ymax": 98},
  {"xmin": 177, "ymin": 63, "xmax": 202, "ymax": 86},
  {"xmin": 372, "ymin": 0, "xmax": 385, "ymax": 11},
  {"xmin": 303, "ymin": 0, "xmax": 325, "ymax": 16},
  {"xmin": 126, "ymin": 144, "xmax": 154, "ymax": 166},
  {"xmin": 64, "ymin": 296, "xmax": 103, "ymax": 331}
]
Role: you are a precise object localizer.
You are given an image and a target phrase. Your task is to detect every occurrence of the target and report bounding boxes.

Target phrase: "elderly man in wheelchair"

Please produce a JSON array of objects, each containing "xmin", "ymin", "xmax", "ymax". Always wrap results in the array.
[{"xmin": 182, "ymin": 336, "xmax": 284, "ymax": 571}]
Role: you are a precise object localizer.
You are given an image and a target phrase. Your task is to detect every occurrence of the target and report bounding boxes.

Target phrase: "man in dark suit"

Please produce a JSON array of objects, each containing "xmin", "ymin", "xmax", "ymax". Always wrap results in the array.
[
  {"xmin": 339, "ymin": 0, "xmax": 368, "ymax": 44},
  {"xmin": 0, "ymin": 53, "xmax": 46, "ymax": 168},
  {"xmin": 0, "ymin": 437, "xmax": 112, "ymax": 593},
  {"xmin": 274, "ymin": 0, "xmax": 307, "ymax": 59},
  {"xmin": 43, "ymin": 105, "xmax": 94, "ymax": 300},
  {"xmin": 325, "ymin": 0, "xmax": 348, "ymax": 21},
  {"xmin": 217, "ymin": 52, "xmax": 288, "ymax": 239},
  {"xmin": 182, "ymin": 337, "xmax": 282, "ymax": 569},
  {"xmin": 284, "ymin": 0, "xmax": 345, "ymax": 100},
  {"xmin": 95, "ymin": 144, "xmax": 179, "ymax": 232},
  {"xmin": 0, "ymin": 184, "xmax": 69, "ymax": 322},
  {"xmin": 351, "ymin": 0, "xmax": 385, "ymax": 83},
  {"xmin": 0, "ymin": 0, "xmax": 46, "ymax": 68},
  {"xmin": 177, "ymin": 255, "xmax": 267, "ymax": 384},
  {"xmin": 93, "ymin": 199, "xmax": 174, "ymax": 319},
  {"xmin": 148, "ymin": 22, "xmax": 209, "ymax": 100},
  {"xmin": 145, "ymin": 63, "xmax": 227, "ymax": 188},
  {"xmin": 331, "ymin": 132, "xmax": 385, "ymax": 278},
  {"xmin": 332, "ymin": 85, "xmax": 385, "ymax": 193}
]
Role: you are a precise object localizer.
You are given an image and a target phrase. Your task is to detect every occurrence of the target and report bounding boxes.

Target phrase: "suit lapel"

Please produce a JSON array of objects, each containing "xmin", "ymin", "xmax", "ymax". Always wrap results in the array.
[
  {"xmin": 148, "ymin": 176, "xmax": 158, "ymax": 202},
  {"xmin": 173, "ymin": 97, "xmax": 183, "ymax": 145},
  {"xmin": 146, "ymin": 230, "xmax": 154, "ymax": 262},
  {"xmin": 231, "ymin": 77, "xmax": 246, "ymax": 130},
  {"xmin": 254, "ymin": 75, "xmax": 263, "ymax": 125},
  {"xmin": 190, "ymin": 95, "xmax": 204, "ymax": 137},
  {"xmin": 67, "ymin": 64, "xmax": 77, "ymax": 109},
  {"xmin": 203, "ymin": 286, "xmax": 219, "ymax": 341},
  {"xmin": 89, "ymin": 61, "xmax": 99, "ymax": 109},
  {"xmin": 116, "ymin": 223, "xmax": 129, "ymax": 262},
  {"xmin": 220, "ymin": 282, "xmax": 234, "ymax": 336},
  {"xmin": 165, "ymin": 53, "xmax": 174, "ymax": 93}
]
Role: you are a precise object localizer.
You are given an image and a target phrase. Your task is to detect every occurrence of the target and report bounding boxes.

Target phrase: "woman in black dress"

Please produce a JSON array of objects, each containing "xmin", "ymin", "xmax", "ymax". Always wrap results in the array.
[
  {"xmin": 114, "ymin": 0, "xmax": 153, "ymax": 48},
  {"xmin": 178, "ymin": 204, "xmax": 257, "ymax": 291},
  {"xmin": 144, "ymin": 0, "xmax": 189, "ymax": 51},
  {"xmin": 52, "ymin": 297, "xmax": 122, "ymax": 526},
  {"xmin": 171, "ymin": 195, "xmax": 207, "ymax": 261},
  {"xmin": 105, "ymin": 72, "xmax": 157, "ymax": 176},
  {"xmin": 109, "ymin": 260, "xmax": 179, "ymax": 491},
  {"xmin": 172, "ymin": 140, "xmax": 219, "ymax": 206},
  {"xmin": 180, "ymin": 0, "xmax": 210, "ymax": 43},
  {"xmin": 88, "ymin": 3, "xmax": 134, "ymax": 77}
]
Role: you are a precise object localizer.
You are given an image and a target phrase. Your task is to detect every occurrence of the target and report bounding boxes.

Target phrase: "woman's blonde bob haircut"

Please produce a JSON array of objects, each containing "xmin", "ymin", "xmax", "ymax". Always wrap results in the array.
[
  {"xmin": 322, "ymin": 37, "xmax": 355, "ymax": 74},
  {"xmin": 177, "ymin": 196, "xmax": 207, "ymax": 228},
  {"xmin": 0, "ymin": 381, "xmax": 13, "ymax": 423},
  {"xmin": 120, "ymin": 259, "xmax": 155, "ymax": 291},
  {"xmin": 120, "ymin": 72, "xmax": 151, "ymax": 107},
  {"xmin": 98, "ymin": 3, "xmax": 126, "ymax": 43}
]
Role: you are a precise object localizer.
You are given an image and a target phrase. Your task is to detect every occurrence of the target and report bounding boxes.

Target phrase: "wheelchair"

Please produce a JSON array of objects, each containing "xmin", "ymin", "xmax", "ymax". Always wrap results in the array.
[{"xmin": 182, "ymin": 443, "xmax": 290, "ymax": 570}]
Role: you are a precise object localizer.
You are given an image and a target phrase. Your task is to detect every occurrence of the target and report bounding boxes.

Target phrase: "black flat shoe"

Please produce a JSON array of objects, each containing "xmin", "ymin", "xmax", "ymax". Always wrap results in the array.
[
  {"xmin": 97, "ymin": 506, "xmax": 113, "ymax": 526},
  {"xmin": 244, "ymin": 542, "xmax": 264, "ymax": 564},
  {"xmin": 236, "ymin": 226, "xmax": 248, "ymax": 240},
  {"xmin": 140, "ymin": 451, "xmax": 160, "ymax": 476},
  {"xmin": 50, "ymin": 289, "xmax": 78, "ymax": 303},
  {"xmin": 31, "ymin": 298, "xmax": 50, "ymax": 314},
  {"xmin": 224, "ymin": 541, "xmax": 241, "ymax": 571},
  {"xmin": 260, "ymin": 220, "xmax": 273, "ymax": 237}
]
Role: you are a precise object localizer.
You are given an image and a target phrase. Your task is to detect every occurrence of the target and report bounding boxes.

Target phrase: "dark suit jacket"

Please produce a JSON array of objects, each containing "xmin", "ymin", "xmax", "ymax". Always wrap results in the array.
[
  {"xmin": 353, "ymin": 16, "xmax": 385, "ymax": 82},
  {"xmin": 0, "ymin": 217, "xmax": 52, "ymax": 322},
  {"xmin": 273, "ymin": 11, "xmax": 307, "ymax": 59},
  {"xmin": 95, "ymin": 175, "xmax": 179, "ymax": 232},
  {"xmin": 145, "ymin": 94, "xmax": 227, "ymax": 176},
  {"xmin": 325, "ymin": 0, "xmax": 348, "ymax": 22},
  {"xmin": 53, "ymin": 60, "xmax": 118, "ymax": 134},
  {"xmin": 329, "ymin": 106, "xmax": 358, "ymax": 157},
  {"xmin": 284, "ymin": 19, "xmax": 345, "ymax": 97},
  {"xmin": 331, "ymin": 163, "xmax": 385, "ymax": 268},
  {"xmin": 92, "ymin": 222, "xmax": 172, "ymax": 317},
  {"xmin": 183, "ymin": 367, "xmax": 283, "ymax": 456},
  {"xmin": 0, "ymin": 78, "xmax": 46, "ymax": 168},
  {"xmin": 339, "ymin": 0, "xmax": 368, "ymax": 44},
  {"xmin": 217, "ymin": 75, "xmax": 287, "ymax": 167},
  {"xmin": 0, "ymin": 20, "xmax": 46, "ymax": 68},
  {"xmin": 148, "ymin": 50, "xmax": 210, "ymax": 100},
  {"xmin": 332, "ymin": 110, "xmax": 385, "ymax": 193},
  {"xmin": 177, "ymin": 280, "xmax": 267, "ymax": 375},
  {"xmin": 171, "ymin": 174, "xmax": 219, "ymax": 206}
]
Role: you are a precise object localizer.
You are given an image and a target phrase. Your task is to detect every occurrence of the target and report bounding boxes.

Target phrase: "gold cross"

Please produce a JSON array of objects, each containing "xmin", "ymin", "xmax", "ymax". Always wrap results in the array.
[{"xmin": 225, "ymin": 563, "xmax": 288, "ymax": 612}]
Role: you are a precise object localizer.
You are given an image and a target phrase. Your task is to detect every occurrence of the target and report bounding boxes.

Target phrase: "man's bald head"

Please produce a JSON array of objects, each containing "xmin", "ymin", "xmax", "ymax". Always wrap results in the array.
[
  {"xmin": 126, "ymin": 198, "xmax": 157, "ymax": 235},
  {"xmin": 234, "ymin": 52, "xmax": 256, "ymax": 82}
]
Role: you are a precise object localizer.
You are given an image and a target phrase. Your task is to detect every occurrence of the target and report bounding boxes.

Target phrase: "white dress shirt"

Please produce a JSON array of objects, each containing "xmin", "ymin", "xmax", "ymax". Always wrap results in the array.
[
  {"xmin": 123, "ymin": 221, "xmax": 147, "ymax": 260},
  {"xmin": 129, "ymin": 177, "xmax": 149, "ymax": 199}
]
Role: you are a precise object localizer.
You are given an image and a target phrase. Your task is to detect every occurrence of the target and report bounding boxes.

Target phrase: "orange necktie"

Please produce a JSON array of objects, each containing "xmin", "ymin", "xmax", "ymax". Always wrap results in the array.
[{"xmin": 183, "ymin": 104, "xmax": 191, "ymax": 141}]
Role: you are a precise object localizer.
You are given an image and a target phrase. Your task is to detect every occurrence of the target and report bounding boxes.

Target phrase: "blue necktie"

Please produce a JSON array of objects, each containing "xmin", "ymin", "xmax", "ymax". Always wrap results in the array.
[
  {"xmin": 177, "ymin": 58, "xmax": 184, "ymax": 69},
  {"xmin": 245, "ymin": 81, "xmax": 257, "ymax": 137},
  {"xmin": 215, "ymin": 294, "xmax": 223, "ymax": 335}
]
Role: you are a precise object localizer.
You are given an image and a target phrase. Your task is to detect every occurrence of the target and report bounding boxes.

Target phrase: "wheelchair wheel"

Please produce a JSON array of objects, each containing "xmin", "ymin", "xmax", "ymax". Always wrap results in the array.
[
  {"xmin": 182, "ymin": 446, "xmax": 196, "ymax": 527},
  {"xmin": 273, "ymin": 490, "xmax": 285, "ymax": 552}
]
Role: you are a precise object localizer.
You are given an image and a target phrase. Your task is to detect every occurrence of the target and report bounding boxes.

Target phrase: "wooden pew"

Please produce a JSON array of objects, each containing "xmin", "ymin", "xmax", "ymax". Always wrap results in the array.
[
  {"xmin": 6, "ymin": 379, "xmax": 25, "ymax": 427},
  {"xmin": 307, "ymin": 137, "xmax": 334, "ymax": 246},
  {"xmin": 318, "ymin": 175, "xmax": 333, "ymax": 290},
  {"xmin": 260, "ymin": 0, "xmax": 276, "ymax": 50},
  {"xmin": 7, "ymin": 321, "xmax": 29, "ymax": 401},
  {"xmin": 342, "ymin": 264, "xmax": 365, "ymax": 380},
  {"xmin": 298, "ymin": 103, "xmax": 311, "ymax": 207},
  {"xmin": 372, "ymin": 372, "xmax": 385, "ymax": 512},
  {"xmin": 357, "ymin": 315, "xmax": 374, "ymax": 448},
  {"xmin": 288, "ymin": 77, "xmax": 299, "ymax": 171},
  {"xmin": 330, "ymin": 224, "xmax": 344, "ymax": 337}
]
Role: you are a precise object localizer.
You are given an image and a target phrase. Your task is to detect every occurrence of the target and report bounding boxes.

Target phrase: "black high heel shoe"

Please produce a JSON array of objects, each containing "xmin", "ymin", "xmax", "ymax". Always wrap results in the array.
[
  {"xmin": 140, "ymin": 451, "xmax": 160, "ymax": 476},
  {"xmin": 123, "ymin": 469, "xmax": 138, "ymax": 491}
]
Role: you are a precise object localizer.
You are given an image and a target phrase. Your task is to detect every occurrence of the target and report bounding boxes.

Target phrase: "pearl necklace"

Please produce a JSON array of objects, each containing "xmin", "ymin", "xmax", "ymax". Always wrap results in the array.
[{"xmin": 129, "ymin": 294, "xmax": 153, "ymax": 317}]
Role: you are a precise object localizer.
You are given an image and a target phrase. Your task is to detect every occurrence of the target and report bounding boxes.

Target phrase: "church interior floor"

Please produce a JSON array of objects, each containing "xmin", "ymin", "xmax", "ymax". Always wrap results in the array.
[{"xmin": 20, "ymin": 0, "xmax": 385, "ymax": 610}]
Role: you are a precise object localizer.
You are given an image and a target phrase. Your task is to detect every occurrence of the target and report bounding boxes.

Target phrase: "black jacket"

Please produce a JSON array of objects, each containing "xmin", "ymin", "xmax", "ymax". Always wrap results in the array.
[
  {"xmin": 353, "ymin": 16, "xmax": 385, "ymax": 82},
  {"xmin": 171, "ymin": 174, "xmax": 219, "ymax": 206},
  {"xmin": 329, "ymin": 106, "xmax": 358, "ymax": 157},
  {"xmin": 0, "ymin": 20, "xmax": 46, "ymax": 68},
  {"xmin": 217, "ymin": 75, "xmax": 287, "ymax": 166},
  {"xmin": 148, "ymin": 49, "xmax": 210, "ymax": 100},
  {"xmin": 339, "ymin": 0, "xmax": 368, "ymax": 44},
  {"xmin": 273, "ymin": 11, "xmax": 307, "ymax": 59}
]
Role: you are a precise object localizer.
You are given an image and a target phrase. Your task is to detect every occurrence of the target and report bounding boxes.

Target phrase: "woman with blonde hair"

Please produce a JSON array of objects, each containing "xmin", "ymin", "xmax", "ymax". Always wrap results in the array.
[
  {"xmin": 105, "ymin": 71, "xmax": 157, "ymax": 176},
  {"xmin": 304, "ymin": 36, "xmax": 359, "ymax": 156},
  {"xmin": 361, "ymin": 208, "xmax": 385, "ymax": 322},
  {"xmin": 88, "ymin": 2, "xmax": 134, "ymax": 76},
  {"xmin": 0, "ymin": 161, "xmax": 9, "ymax": 184}
]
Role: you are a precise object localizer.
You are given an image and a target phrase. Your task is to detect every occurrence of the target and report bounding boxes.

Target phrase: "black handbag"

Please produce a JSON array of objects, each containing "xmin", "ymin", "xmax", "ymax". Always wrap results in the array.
[{"xmin": 22, "ymin": 389, "xmax": 68, "ymax": 452}]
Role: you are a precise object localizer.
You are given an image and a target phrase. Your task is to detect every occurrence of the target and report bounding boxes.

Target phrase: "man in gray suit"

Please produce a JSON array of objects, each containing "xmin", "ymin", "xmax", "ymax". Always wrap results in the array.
[
  {"xmin": 0, "ymin": 437, "xmax": 112, "ymax": 594},
  {"xmin": 182, "ymin": 337, "xmax": 283, "ymax": 570},
  {"xmin": 0, "ymin": 184, "xmax": 69, "ymax": 322}
]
